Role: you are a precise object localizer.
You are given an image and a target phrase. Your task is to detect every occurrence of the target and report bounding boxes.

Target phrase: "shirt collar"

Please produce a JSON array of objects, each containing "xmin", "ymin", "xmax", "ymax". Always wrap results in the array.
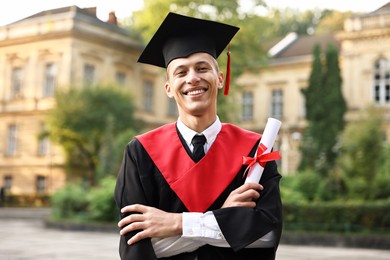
[{"xmin": 177, "ymin": 116, "xmax": 222, "ymax": 148}]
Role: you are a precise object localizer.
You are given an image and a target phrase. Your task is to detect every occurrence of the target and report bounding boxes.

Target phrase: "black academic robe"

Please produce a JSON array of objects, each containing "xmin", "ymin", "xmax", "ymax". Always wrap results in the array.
[{"xmin": 114, "ymin": 123, "xmax": 283, "ymax": 260}]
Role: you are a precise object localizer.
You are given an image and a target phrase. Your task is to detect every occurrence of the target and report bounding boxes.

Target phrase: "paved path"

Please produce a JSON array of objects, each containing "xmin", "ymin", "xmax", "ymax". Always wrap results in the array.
[{"xmin": 0, "ymin": 208, "xmax": 389, "ymax": 259}]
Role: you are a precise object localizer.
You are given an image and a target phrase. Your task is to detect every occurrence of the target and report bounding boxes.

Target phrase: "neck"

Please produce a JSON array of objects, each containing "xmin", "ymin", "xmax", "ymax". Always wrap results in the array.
[{"xmin": 179, "ymin": 113, "xmax": 217, "ymax": 133}]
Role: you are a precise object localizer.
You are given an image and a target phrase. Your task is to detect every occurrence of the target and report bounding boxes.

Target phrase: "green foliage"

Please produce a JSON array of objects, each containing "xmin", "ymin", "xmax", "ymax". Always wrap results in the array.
[
  {"xmin": 293, "ymin": 171, "xmax": 323, "ymax": 201},
  {"xmin": 372, "ymin": 144, "xmax": 390, "ymax": 200},
  {"xmin": 268, "ymin": 8, "xmax": 321, "ymax": 36},
  {"xmin": 51, "ymin": 176, "xmax": 118, "ymax": 223},
  {"xmin": 283, "ymin": 200, "xmax": 390, "ymax": 233},
  {"xmin": 299, "ymin": 44, "xmax": 323, "ymax": 171},
  {"xmin": 51, "ymin": 183, "xmax": 89, "ymax": 219},
  {"xmin": 320, "ymin": 44, "xmax": 346, "ymax": 171},
  {"xmin": 303, "ymin": 44, "xmax": 323, "ymax": 122},
  {"xmin": 87, "ymin": 176, "xmax": 118, "ymax": 222},
  {"xmin": 372, "ymin": 167, "xmax": 390, "ymax": 200},
  {"xmin": 280, "ymin": 175, "xmax": 307, "ymax": 204},
  {"xmin": 334, "ymin": 106, "xmax": 386, "ymax": 200},
  {"xmin": 281, "ymin": 171, "xmax": 332, "ymax": 203},
  {"xmin": 315, "ymin": 11, "xmax": 352, "ymax": 35},
  {"xmin": 97, "ymin": 128, "xmax": 137, "ymax": 180},
  {"xmin": 289, "ymin": 107, "xmax": 389, "ymax": 203},
  {"xmin": 299, "ymin": 43, "xmax": 346, "ymax": 176},
  {"xmin": 46, "ymin": 85, "xmax": 141, "ymax": 186},
  {"xmin": 132, "ymin": 0, "xmax": 266, "ymax": 42}
]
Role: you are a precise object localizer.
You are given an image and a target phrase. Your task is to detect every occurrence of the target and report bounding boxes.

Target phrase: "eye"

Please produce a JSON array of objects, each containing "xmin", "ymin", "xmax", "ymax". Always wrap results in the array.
[
  {"xmin": 198, "ymin": 67, "xmax": 209, "ymax": 72},
  {"xmin": 175, "ymin": 69, "xmax": 187, "ymax": 77}
]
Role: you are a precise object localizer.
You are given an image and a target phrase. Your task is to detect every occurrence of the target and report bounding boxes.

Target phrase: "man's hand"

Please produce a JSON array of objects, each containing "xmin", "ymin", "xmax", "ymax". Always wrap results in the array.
[
  {"xmin": 118, "ymin": 204, "xmax": 182, "ymax": 245},
  {"xmin": 222, "ymin": 182, "xmax": 263, "ymax": 208}
]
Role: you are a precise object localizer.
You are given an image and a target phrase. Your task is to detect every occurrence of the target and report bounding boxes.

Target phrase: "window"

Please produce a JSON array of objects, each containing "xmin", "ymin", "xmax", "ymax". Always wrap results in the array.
[
  {"xmin": 3, "ymin": 176, "xmax": 12, "ymax": 191},
  {"xmin": 37, "ymin": 123, "xmax": 49, "ymax": 156},
  {"xmin": 143, "ymin": 80, "xmax": 154, "ymax": 112},
  {"xmin": 43, "ymin": 63, "xmax": 57, "ymax": 97},
  {"xmin": 373, "ymin": 58, "xmax": 390, "ymax": 105},
  {"xmin": 116, "ymin": 71, "xmax": 126, "ymax": 86},
  {"xmin": 36, "ymin": 175, "xmax": 46, "ymax": 193},
  {"xmin": 271, "ymin": 89, "xmax": 283, "ymax": 119},
  {"xmin": 37, "ymin": 137, "xmax": 49, "ymax": 156},
  {"xmin": 299, "ymin": 88, "xmax": 306, "ymax": 118},
  {"xmin": 6, "ymin": 124, "xmax": 17, "ymax": 156},
  {"xmin": 84, "ymin": 63, "xmax": 95, "ymax": 86},
  {"xmin": 167, "ymin": 97, "xmax": 178, "ymax": 117},
  {"xmin": 11, "ymin": 67, "xmax": 23, "ymax": 98},
  {"xmin": 242, "ymin": 92, "xmax": 254, "ymax": 121}
]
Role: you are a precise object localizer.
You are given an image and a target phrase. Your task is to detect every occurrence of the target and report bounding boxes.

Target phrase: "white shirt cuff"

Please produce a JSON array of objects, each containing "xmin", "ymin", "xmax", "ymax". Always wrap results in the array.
[
  {"xmin": 182, "ymin": 211, "xmax": 224, "ymax": 240},
  {"xmin": 182, "ymin": 211, "xmax": 275, "ymax": 248}
]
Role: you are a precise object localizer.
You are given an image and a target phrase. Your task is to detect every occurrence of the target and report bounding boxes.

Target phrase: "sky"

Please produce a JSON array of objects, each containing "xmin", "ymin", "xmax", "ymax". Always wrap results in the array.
[{"xmin": 0, "ymin": 0, "xmax": 388, "ymax": 26}]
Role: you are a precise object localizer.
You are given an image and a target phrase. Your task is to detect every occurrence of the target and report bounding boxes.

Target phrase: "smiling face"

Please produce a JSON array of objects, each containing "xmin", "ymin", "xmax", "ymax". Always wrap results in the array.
[{"xmin": 165, "ymin": 52, "xmax": 224, "ymax": 124}]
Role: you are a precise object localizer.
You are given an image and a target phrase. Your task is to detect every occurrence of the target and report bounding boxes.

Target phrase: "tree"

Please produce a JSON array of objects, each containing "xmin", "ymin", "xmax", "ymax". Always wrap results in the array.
[
  {"xmin": 132, "ymin": 0, "xmax": 265, "ymax": 40},
  {"xmin": 372, "ymin": 143, "xmax": 390, "ymax": 200},
  {"xmin": 299, "ymin": 44, "xmax": 323, "ymax": 171},
  {"xmin": 315, "ymin": 11, "xmax": 351, "ymax": 35},
  {"xmin": 321, "ymin": 44, "xmax": 346, "ymax": 170},
  {"xmin": 268, "ymin": 8, "xmax": 317, "ymax": 35},
  {"xmin": 299, "ymin": 43, "xmax": 346, "ymax": 176},
  {"xmin": 334, "ymin": 106, "xmax": 386, "ymax": 200},
  {"xmin": 45, "ymin": 85, "xmax": 142, "ymax": 186}
]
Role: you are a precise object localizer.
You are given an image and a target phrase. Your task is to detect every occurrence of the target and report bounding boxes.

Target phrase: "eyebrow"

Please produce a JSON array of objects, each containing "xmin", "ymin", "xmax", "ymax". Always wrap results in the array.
[{"xmin": 171, "ymin": 60, "xmax": 212, "ymax": 71}]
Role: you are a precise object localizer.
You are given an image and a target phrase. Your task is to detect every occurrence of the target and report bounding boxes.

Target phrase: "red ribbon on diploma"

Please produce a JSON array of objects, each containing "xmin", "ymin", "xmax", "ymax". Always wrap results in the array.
[{"xmin": 242, "ymin": 143, "xmax": 281, "ymax": 178}]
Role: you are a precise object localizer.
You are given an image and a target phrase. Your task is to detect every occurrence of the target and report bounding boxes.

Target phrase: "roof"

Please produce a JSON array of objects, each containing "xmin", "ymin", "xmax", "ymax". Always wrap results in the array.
[
  {"xmin": 21, "ymin": 6, "xmax": 96, "ymax": 21},
  {"xmin": 369, "ymin": 2, "xmax": 390, "ymax": 15},
  {"xmin": 268, "ymin": 2, "xmax": 390, "ymax": 60},
  {"xmin": 0, "ymin": 5, "xmax": 142, "ymax": 50},
  {"xmin": 8, "ymin": 5, "xmax": 130, "ymax": 35},
  {"xmin": 270, "ymin": 34, "xmax": 339, "ymax": 59}
]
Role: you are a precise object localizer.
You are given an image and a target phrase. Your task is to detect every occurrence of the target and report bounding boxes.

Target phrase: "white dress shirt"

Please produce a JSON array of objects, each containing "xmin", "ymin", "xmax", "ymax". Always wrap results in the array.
[{"xmin": 151, "ymin": 117, "xmax": 274, "ymax": 257}]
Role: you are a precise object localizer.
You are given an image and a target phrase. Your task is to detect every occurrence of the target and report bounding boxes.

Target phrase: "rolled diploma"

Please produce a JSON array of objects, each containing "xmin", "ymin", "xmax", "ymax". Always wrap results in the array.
[{"xmin": 245, "ymin": 118, "xmax": 282, "ymax": 184}]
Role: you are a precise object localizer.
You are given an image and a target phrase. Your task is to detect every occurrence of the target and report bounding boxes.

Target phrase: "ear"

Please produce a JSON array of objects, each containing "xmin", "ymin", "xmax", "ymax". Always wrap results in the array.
[
  {"xmin": 217, "ymin": 71, "xmax": 224, "ymax": 89},
  {"xmin": 165, "ymin": 81, "xmax": 174, "ymax": 98}
]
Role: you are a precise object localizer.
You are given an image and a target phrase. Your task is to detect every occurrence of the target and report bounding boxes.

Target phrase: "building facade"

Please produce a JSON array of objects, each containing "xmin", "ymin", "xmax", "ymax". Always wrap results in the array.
[{"xmin": 0, "ymin": 6, "xmax": 172, "ymax": 198}]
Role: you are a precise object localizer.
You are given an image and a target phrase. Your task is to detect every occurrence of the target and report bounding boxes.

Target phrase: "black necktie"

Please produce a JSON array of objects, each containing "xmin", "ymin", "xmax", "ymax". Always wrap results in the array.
[{"xmin": 191, "ymin": 134, "xmax": 206, "ymax": 162}]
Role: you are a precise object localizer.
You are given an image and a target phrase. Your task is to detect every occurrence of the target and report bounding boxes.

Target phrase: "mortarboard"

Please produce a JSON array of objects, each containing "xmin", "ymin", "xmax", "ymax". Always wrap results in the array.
[{"xmin": 137, "ymin": 12, "xmax": 239, "ymax": 95}]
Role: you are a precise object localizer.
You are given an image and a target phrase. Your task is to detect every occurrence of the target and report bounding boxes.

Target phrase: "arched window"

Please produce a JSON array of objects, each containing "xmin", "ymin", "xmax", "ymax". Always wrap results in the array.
[{"xmin": 373, "ymin": 58, "xmax": 390, "ymax": 105}]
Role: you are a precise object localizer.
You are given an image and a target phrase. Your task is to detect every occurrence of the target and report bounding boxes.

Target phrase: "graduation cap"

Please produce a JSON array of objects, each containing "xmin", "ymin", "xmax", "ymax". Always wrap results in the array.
[{"xmin": 137, "ymin": 12, "xmax": 239, "ymax": 95}]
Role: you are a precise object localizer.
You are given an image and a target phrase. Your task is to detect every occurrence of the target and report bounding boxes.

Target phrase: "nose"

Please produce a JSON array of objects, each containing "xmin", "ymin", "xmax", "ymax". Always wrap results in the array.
[{"xmin": 186, "ymin": 69, "xmax": 200, "ymax": 85}]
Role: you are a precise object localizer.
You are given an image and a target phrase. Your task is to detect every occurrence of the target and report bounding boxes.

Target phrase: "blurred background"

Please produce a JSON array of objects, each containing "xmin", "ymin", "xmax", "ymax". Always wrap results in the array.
[{"xmin": 0, "ymin": 0, "xmax": 389, "ymax": 258}]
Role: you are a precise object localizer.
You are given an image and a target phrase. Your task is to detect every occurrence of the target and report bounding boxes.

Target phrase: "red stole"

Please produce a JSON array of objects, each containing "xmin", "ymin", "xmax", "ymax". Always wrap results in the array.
[{"xmin": 136, "ymin": 123, "xmax": 260, "ymax": 212}]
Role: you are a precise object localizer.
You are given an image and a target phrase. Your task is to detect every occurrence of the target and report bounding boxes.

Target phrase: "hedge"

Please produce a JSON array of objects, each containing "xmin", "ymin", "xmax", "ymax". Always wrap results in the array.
[
  {"xmin": 1, "ymin": 194, "xmax": 50, "ymax": 207},
  {"xmin": 283, "ymin": 200, "xmax": 390, "ymax": 233}
]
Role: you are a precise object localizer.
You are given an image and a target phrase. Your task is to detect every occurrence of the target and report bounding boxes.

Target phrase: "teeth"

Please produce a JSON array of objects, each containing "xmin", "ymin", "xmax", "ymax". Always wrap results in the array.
[{"xmin": 187, "ymin": 89, "xmax": 204, "ymax": 95}]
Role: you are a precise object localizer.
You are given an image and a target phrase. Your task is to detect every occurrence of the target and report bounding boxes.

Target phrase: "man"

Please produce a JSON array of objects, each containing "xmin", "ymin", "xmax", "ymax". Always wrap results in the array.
[{"xmin": 114, "ymin": 12, "xmax": 282, "ymax": 259}]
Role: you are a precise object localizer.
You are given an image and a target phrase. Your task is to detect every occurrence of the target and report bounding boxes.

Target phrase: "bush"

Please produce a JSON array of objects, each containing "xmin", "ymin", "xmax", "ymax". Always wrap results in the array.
[
  {"xmin": 87, "ymin": 176, "xmax": 118, "ymax": 222},
  {"xmin": 51, "ymin": 183, "xmax": 89, "ymax": 219},
  {"xmin": 280, "ymin": 172, "xmax": 323, "ymax": 202},
  {"xmin": 280, "ymin": 175, "xmax": 307, "ymax": 204},
  {"xmin": 294, "ymin": 171, "xmax": 323, "ymax": 201},
  {"xmin": 283, "ymin": 200, "xmax": 390, "ymax": 233},
  {"xmin": 50, "ymin": 176, "xmax": 118, "ymax": 223},
  {"xmin": 371, "ymin": 144, "xmax": 390, "ymax": 200}
]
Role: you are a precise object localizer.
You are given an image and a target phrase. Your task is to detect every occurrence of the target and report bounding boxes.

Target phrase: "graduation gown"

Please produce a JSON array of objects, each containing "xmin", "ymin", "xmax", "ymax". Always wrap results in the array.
[{"xmin": 114, "ymin": 123, "xmax": 283, "ymax": 260}]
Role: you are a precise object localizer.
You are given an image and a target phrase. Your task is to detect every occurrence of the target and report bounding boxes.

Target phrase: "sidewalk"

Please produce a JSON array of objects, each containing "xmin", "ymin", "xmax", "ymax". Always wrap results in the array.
[
  {"xmin": 0, "ymin": 207, "xmax": 51, "ymax": 219},
  {"xmin": 0, "ymin": 207, "xmax": 389, "ymax": 259}
]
